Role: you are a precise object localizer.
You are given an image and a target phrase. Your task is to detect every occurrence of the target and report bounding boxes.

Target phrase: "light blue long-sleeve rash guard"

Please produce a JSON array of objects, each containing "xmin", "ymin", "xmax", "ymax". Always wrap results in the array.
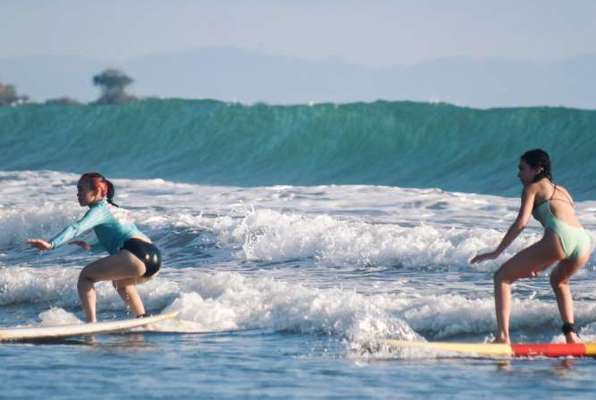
[{"xmin": 49, "ymin": 199, "xmax": 149, "ymax": 255}]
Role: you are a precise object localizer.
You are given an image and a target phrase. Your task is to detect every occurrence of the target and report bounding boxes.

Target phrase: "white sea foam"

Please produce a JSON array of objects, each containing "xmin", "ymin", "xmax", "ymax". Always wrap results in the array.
[
  {"xmin": 3, "ymin": 170, "xmax": 596, "ymax": 347},
  {"xmin": 3, "ymin": 171, "xmax": 596, "ymax": 272},
  {"xmin": 157, "ymin": 271, "xmax": 418, "ymax": 342},
  {"xmin": 39, "ymin": 307, "xmax": 83, "ymax": 326},
  {"xmin": 174, "ymin": 208, "xmax": 549, "ymax": 271},
  {"xmin": 0, "ymin": 202, "xmax": 78, "ymax": 249},
  {"xmin": 5, "ymin": 265, "xmax": 596, "ymax": 348},
  {"xmin": 0, "ymin": 266, "xmax": 79, "ymax": 306}
]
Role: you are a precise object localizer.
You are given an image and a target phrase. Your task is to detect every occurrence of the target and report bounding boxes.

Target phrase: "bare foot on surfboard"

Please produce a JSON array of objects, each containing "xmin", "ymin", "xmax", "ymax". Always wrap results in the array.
[{"xmin": 565, "ymin": 332, "xmax": 582, "ymax": 344}]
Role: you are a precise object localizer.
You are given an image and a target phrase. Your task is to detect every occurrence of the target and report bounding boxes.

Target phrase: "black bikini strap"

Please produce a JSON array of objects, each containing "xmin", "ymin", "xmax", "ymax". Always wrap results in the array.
[
  {"xmin": 550, "ymin": 183, "xmax": 575, "ymax": 207},
  {"xmin": 550, "ymin": 184, "xmax": 557, "ymax": 201}
]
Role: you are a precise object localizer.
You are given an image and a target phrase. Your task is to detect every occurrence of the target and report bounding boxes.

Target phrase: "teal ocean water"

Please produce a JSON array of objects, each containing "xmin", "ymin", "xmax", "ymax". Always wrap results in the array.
[
  {"xmin": 2, "ymin": 100, "xmax": 596, "ymax": 399},
  {"xmin": 1, "ymin": 100, "xmax": 595, "ymax": 198}
]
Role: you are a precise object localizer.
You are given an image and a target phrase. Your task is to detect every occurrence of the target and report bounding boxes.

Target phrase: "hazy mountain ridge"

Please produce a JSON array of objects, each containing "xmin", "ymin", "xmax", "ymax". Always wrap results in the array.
[{"xmin": 1, "ymin": 48, "xmax": 595, "ymax": 108}]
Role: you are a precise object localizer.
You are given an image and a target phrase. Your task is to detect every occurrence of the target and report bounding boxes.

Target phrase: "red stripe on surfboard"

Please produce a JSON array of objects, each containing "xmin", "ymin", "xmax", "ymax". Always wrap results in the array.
[{"xmin": 511, "ymin": 343, "xmax": 586, "ymax": 357}]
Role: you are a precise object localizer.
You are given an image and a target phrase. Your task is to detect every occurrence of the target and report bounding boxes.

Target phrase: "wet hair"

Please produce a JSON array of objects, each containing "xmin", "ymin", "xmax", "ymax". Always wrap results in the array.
[
  {"xmin": 79, "ymin": 172, "xmax": 120, "ymax": 207},
  {"xmin": 520, "ymin": 149, "xmax": 552, "ymax": 182}
]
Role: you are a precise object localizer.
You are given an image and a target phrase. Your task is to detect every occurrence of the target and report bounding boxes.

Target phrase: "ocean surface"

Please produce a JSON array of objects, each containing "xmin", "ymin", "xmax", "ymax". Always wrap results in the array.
[{"xmin": 2, "ymin": 100, "xmax": 596, "ymax": 399}]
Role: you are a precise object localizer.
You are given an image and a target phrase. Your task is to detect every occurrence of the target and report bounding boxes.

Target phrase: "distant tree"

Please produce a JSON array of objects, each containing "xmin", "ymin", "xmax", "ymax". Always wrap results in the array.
[
  {"xmin": 92, "ymin": 68, "xmax": 137, "ymax": 104},
  {"xmin": 44, "ymin": 96, "xmax": 82, "ymax": 106},
  {"xmin": 0, "ymin": 83, "xmax": 28, "ymax": 106}
]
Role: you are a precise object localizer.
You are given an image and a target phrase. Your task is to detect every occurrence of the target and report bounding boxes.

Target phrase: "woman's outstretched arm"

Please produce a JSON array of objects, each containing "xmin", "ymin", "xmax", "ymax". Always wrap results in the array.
[{"xmin": 471, "ymin": 186, "xmax": 536, "ymax": 263}]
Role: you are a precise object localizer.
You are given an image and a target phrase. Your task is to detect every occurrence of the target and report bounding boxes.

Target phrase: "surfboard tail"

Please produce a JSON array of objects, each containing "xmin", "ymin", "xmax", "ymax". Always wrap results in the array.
[
  {"xmin": 510, "ymin": 343, "xmax": 591, "ymax": 357},
  {"xmin": 0, "ymin": 311, "xmax": 178, "ymax": 342},
  {"xmin": 384, "ymin": 340, "xmax": 596, "ymax": 358}
]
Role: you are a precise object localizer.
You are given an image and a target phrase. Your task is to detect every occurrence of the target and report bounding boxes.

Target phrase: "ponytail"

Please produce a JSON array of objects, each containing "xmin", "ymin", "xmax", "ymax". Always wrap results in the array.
[{"xmin": 105, "ymin": 179, "xmax": 119, "ymax": 207}]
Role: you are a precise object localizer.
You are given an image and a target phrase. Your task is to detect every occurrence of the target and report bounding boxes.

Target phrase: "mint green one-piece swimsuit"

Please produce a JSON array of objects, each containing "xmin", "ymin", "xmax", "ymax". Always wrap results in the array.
[{"xmin": 532, "ymin": 185, "xmax": 592, "ymax": 260}]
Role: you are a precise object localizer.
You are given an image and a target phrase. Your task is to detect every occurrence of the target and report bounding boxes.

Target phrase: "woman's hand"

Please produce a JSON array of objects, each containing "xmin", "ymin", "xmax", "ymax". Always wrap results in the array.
[
  {"xmin": 470, "ymin": 251, "xmax": 500, "ymax": 264},
  {"xmin": 27, "ymin": 239, "xmax": 52, "ymax": 251},
  {"xmin": 69, "ymin": 240, "xmax": 91, "ymax": 251}
]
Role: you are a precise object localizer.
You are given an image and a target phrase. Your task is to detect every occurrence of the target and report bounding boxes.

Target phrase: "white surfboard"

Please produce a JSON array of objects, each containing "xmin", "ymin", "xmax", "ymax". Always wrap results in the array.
[{"xmin": 0, "ymin": 311, "xmax": 178, "ymax": 342}]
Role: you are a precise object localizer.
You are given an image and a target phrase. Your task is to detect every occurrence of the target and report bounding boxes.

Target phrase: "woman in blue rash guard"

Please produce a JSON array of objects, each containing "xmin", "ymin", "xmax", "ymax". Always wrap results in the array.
[{"xmin": 27, "ymin": 173, "xmax": 161, "ymax": 322}]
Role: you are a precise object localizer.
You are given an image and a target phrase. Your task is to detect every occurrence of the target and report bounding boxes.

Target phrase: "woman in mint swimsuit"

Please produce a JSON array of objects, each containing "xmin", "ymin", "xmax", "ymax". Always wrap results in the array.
[
  {"xmin": 28, "ymin": 173, "xmax": 161, "ymax": 322},
  {"xmin": 471, "ymin": 149, "xmax": 591, "ymax": 344}
]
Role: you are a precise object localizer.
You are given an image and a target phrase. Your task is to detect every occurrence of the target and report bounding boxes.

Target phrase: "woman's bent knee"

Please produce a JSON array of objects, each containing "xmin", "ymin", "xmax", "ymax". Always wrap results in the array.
[
  {"xmin": 550, "ymin": 273, "xmax": 568, "ymax": 290},
  {"xmin": 493, "ymin": 270, "xmax": 500, "ymax": 284},
  {"xmin": 79, "ymin": 262, "xmax": 102, "ymax": 283},
  {"xmin": 494, "ymin": 267, "xmax": 513, "ymax": 285},
  {"xmin": 77, "ymin": 273, "xmax": 95, "ymax": 289}
]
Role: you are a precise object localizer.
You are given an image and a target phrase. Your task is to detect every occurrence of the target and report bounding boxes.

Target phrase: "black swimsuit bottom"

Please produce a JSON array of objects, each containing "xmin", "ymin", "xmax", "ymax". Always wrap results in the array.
[{"xmin": 121, "ymin": 238, "xmax": 161, "ymax": 278}]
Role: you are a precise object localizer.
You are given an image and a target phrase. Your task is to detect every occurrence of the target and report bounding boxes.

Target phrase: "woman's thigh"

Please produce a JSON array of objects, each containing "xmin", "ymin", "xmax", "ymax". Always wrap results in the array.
[
  {"xmin": 496, "ymin": 237, "xmax": 561, "ymax": 282},
  {"xmin": 81, "ymin": 251, "xmax": 146, "ymax": 283},
  {"xmin": 550, "ymin": 251, "xmax": 590, "ymax": 285},
  {"xmin": 113, "ymin": 274, "xmax": 155, "ymax": 288}
]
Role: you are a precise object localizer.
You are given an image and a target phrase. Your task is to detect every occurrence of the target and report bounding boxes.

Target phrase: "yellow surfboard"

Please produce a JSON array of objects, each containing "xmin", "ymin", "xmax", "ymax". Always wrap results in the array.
[{"xmin": 384, "ymin": 339, "xmax": 596, "ymax": 358}]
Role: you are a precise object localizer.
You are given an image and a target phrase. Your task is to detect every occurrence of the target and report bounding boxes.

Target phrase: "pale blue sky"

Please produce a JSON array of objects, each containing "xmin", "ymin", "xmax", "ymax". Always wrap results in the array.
[{"xmin": 2, "ymin": 0, "xmax": 596, "ymax": 66}]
